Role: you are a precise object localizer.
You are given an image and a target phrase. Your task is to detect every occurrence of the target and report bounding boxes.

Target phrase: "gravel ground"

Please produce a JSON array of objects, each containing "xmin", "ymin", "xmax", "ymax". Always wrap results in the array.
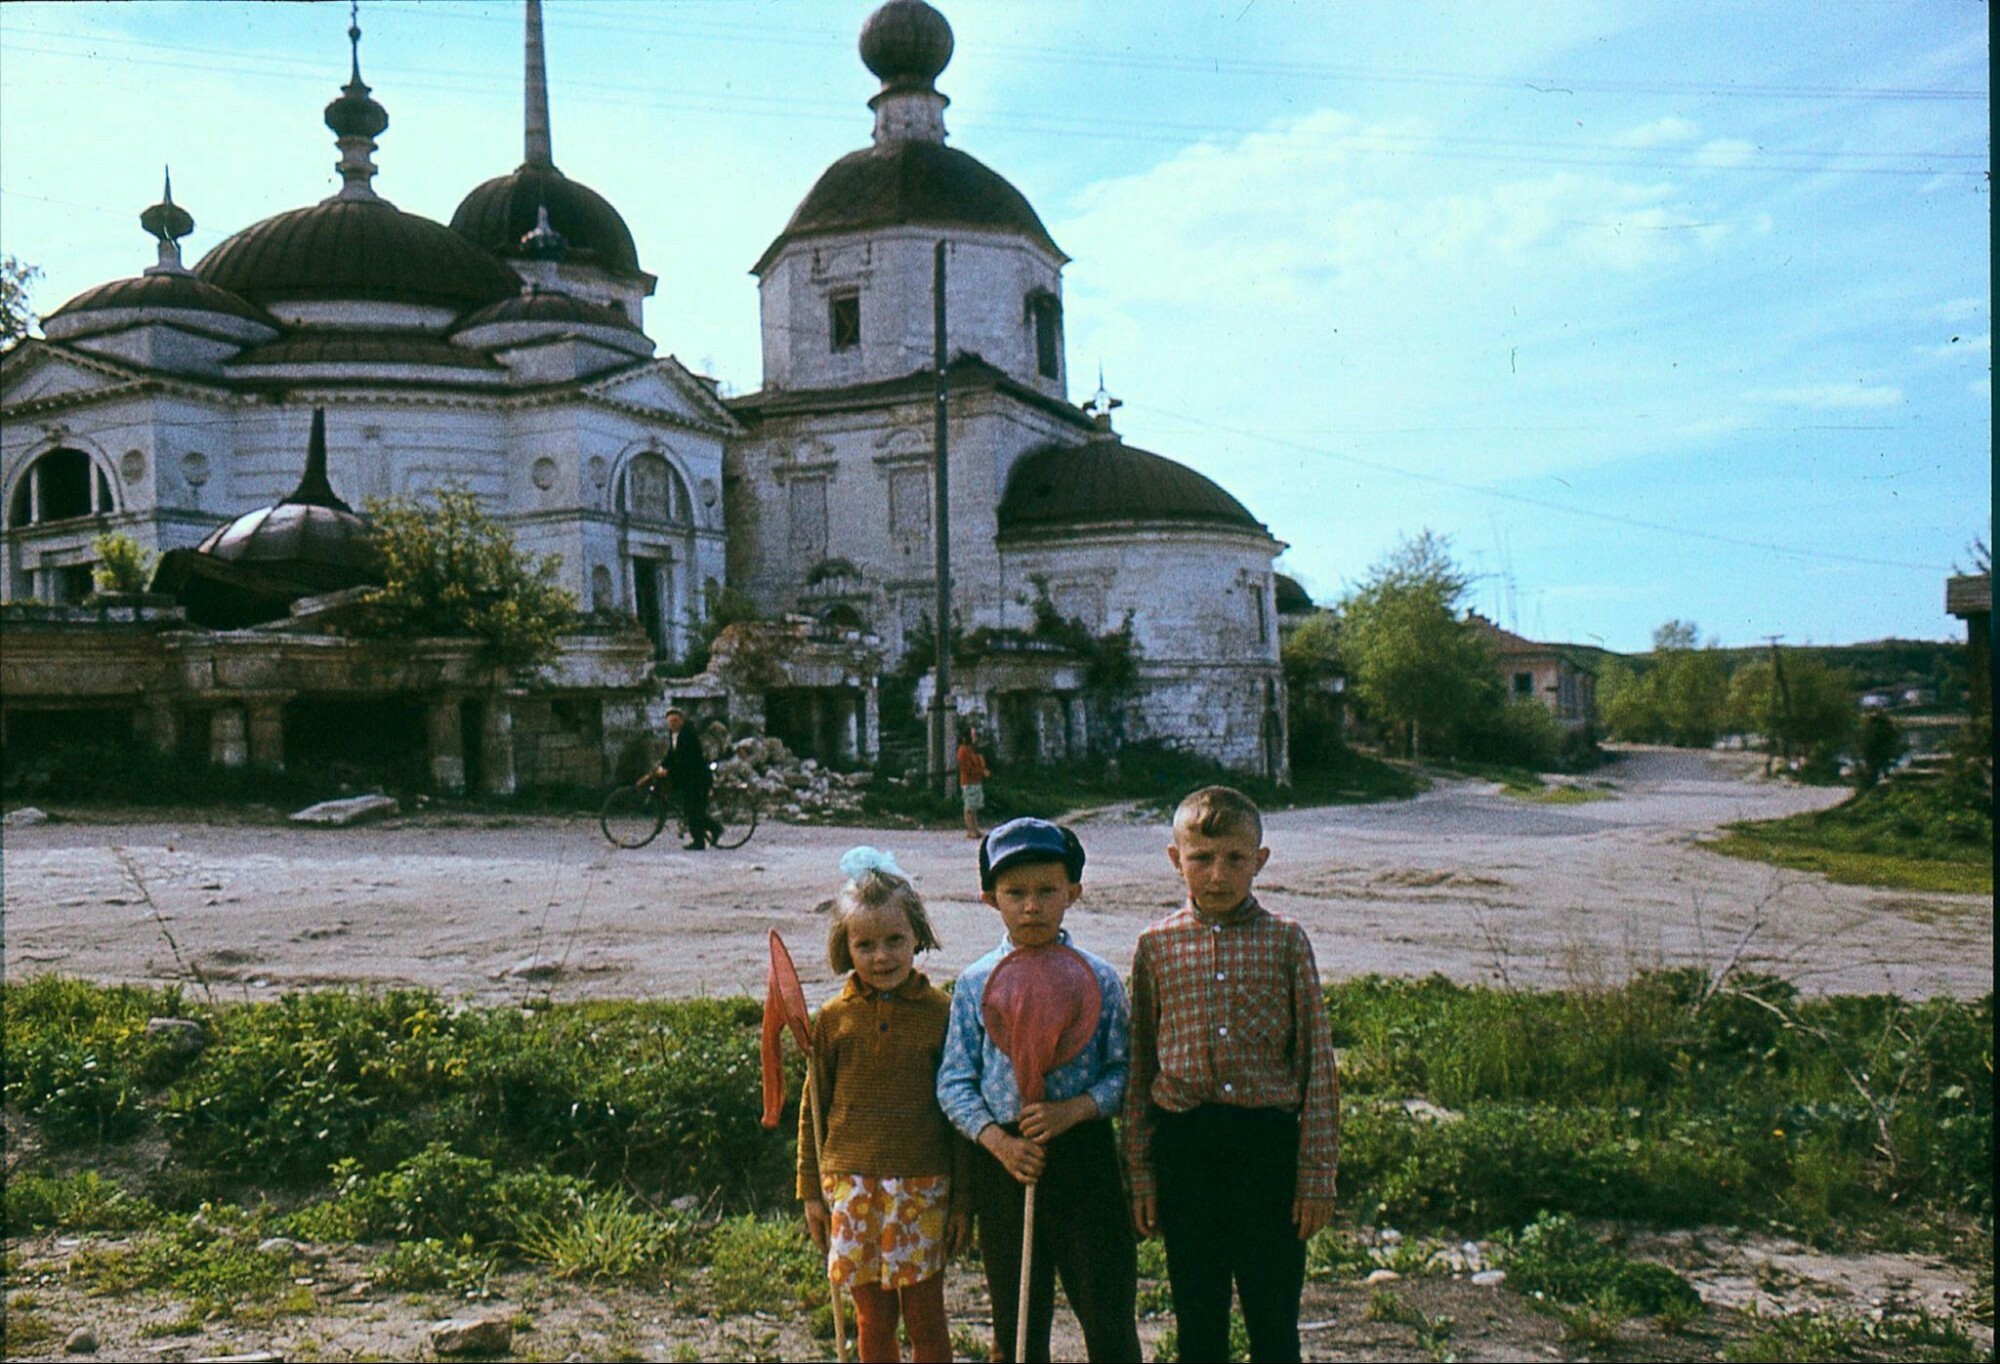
[{"xmin": 3, "ymin": 747, "xmax": 1990, "ymax": 1004}]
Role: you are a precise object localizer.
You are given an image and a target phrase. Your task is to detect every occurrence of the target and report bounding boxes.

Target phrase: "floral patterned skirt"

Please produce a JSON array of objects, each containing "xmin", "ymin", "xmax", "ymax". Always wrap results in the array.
[{"xmin": 822, "ymin": 1173, "xmax": 951, "ymax": 1289}]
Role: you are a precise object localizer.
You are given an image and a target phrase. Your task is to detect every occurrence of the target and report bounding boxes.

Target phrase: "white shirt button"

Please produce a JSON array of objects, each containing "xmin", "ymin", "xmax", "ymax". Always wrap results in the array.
[
  {"xmin": 1223, "ymin": 1082, "xmax": 1235, "ymax": 1094},
  {"xmin": 1215, "ymin": 971, "xmax": 1226, "ymax": 982},
  {"xmin": 1218, "ymin": 1025, "xmax": 1228, "ymax": 1037}
]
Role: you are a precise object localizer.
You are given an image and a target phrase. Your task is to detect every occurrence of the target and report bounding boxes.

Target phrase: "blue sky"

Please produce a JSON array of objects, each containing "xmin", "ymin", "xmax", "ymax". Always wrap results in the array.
[{"xmin": 1, "ymin": 1, "xmax": 1987, "ymax": 651}]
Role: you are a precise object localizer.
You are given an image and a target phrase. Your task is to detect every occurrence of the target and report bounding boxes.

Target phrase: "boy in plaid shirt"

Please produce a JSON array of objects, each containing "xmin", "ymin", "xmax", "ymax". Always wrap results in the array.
[{"xmin": 1123, "ymin": 786, "xmax": 1339, "ymax": 1364}]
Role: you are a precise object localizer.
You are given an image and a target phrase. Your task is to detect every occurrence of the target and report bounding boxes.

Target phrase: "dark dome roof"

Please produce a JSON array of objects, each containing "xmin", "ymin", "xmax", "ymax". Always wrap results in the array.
[
  {"xmin": 195, "ymin": 197, "xmax": 520, "ymax": 311},
  {"xmin": 455, "ymin": 289, "xmax": 639, "ymax": 333},
  {"xmin": 194, "ymin": 410, "xmax": 380, "ymax": 591},
  {"xmin": 451, "ymin": 164, "xmax": 642, "ymax": 278},
  {"xmin": 1274, "ymin": 573, "xmax": 1313, "ymax": 612},
  {"xmin": 757, "ymin": 141, "xmax": 1062, "ymax": 273},
  {"xmin": 998, "ymin": 438, "xmax": 1266, "ymax": 536},
  {"xmin": 860, "ymin": 0, "xmax": 953, "ymax": 90},
  {"xmin": 47, "ymin": 272, "xmax": 277, "ymax": 327}
]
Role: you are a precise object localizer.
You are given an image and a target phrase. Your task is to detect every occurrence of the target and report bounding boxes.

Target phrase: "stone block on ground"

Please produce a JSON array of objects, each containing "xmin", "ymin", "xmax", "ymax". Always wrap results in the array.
[
  {"xmin": 3, "ymin": 806, "xmax": 50, "ymax": 827},
  {"xmin": 431, "ymin": 1314, "xmax": 514, "ymax": 1357},
  {"xmin": 289, "ymin": 794, "xmax": 398, "ymax": 827}
]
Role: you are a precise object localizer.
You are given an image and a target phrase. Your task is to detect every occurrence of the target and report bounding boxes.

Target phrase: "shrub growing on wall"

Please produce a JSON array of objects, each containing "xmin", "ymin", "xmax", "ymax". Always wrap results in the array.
[{"xmin": 354, "ymin": 487, "xmax": 576, "ymax": 670}]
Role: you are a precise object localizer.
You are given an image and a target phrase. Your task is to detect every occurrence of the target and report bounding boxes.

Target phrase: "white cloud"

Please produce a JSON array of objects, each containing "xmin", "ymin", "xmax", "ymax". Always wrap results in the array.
[
  {"xmin": 1617, "ymin": 116, "xmax": 1700, "ymax": 147},
  {"xmin": 1745, "ymin": 383, "xmax": 1905, "ymax": 409}
]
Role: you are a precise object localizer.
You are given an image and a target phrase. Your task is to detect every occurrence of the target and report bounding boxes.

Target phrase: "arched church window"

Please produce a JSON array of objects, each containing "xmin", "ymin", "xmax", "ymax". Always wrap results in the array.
[
  {"xmin": 621, "ymin": 452, "xmax": 692, "ymax": 526},
  {"xmin": 8, "ymin": 448, "xmax": 114, "ymax": 529},
  {"xmin": 1026, "ymin": 290, "xmax": 1062, "ymax": 380}
]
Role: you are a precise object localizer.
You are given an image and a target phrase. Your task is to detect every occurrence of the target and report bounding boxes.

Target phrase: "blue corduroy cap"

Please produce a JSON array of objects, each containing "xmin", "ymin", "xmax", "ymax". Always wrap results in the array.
[{"xmin": 978, "ymin": 816, "xmax": 1086, "ymax": 890}]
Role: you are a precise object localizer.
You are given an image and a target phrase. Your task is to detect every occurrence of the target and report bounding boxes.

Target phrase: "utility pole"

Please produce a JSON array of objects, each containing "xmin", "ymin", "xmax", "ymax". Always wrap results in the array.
[{"xmin": 930, "ymin": 240, "xmax": 952, "ymax": 796}]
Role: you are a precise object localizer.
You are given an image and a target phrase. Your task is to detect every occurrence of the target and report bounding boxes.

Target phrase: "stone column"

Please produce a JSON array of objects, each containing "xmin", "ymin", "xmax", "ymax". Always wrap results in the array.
[
  {"xmin": 839, "ymin": 691, "xmax": 860, "ymax": 763},
  {"xmin": 142, "ymin": 697, "xmax": 179, "ymax": 755},
  {"xmin": 245, "ymin": 696, "xmax": 287, "ymax": 771},
  {"xmin": 209, "ymin": 705, "xmax": 248, "ymax": 769},
  {"xmin": 861, "ymin": 679, "xmax": 880, "ymax": 764},
  {"xmin": 480, "ymin": 694, "xmax": 518, "ymax": 797},
  {"xmin": 427, "ymin": 697, "xmax": 467, "ymax": 795},
  {"xmin": 1036, "ymin": 696, "xmax": 1065, "ymax": 764}
]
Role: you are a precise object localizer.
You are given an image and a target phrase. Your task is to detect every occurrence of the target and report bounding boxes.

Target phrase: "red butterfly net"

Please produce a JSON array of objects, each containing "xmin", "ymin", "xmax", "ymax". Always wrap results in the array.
[
  {"xmin": 982, "ymin": 942, "xmax": 1103, "ymax": 1104},
  {"xmin": 760, "ymin": 930, "xmax": 812, "ymax": 1129}
]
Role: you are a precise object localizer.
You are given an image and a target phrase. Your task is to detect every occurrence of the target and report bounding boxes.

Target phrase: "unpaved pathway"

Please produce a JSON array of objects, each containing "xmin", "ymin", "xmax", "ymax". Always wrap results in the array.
[{"xmin": 4, "ymin": 748, "xmax": 1990, "ymax": 1002}]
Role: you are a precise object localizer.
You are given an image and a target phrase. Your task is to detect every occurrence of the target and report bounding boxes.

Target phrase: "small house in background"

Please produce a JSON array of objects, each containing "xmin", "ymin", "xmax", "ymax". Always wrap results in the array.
[
  {"xmin": 1946, "ymin": 573, "xmax": 1991, "ymax": 720},
  {"xmin": 1467, "ymin": 613, "xmax": 1598, "ymax": 731}
]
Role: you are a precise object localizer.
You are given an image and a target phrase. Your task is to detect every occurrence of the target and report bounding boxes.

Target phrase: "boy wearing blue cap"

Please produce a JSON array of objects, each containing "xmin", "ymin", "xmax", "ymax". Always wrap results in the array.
[{"xmin": 937, "ymin": 817, "xmax": 1141, "ymax": 1364}]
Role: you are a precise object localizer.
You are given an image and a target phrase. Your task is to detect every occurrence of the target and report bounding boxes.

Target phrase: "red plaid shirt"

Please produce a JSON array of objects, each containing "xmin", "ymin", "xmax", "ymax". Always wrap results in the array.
[{"xmin": 1122, "ymin": 896, "xmax": 1340, "ymax": 1202}]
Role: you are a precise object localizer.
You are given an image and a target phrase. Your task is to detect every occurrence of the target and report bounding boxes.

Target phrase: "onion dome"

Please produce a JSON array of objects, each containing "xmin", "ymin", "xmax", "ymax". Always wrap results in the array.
[
  {"xmin": 754, "ymin": 0, "xmax": 1062, "ymax": 275},
  {"xmin": 42, "ymin": 172, "xmax": 279, "ymax": 340},
  {"xmin": 193, "ymin": 409, "xmax": 380, "ymax": 587},
  {"xmin": 451, "ymin": 164, "xmax": 642, "ymax": 278},
  {"xmin": 998, "ymin": 435, "xmax": 1266, "ymax": 538},
  {"xmin": 191, "ymin": 14, "xmax": 519, "ymax": 313},
  {"xmin": 449, "ymin": 0, "xmax": 645, "ymax": 281},
  {"xmin": 860, "ymin": 0, "xmax": 954, "ymax": 90},
  {"xmin": 456, "ymin": 288, "xmax": 639, "ymax": 333}
]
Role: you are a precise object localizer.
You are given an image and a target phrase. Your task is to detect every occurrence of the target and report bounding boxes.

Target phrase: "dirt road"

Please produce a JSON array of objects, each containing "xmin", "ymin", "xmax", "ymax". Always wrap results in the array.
[{"xmin": 4, "ymin": 748, "xmax": 1990, "ymax": 1002}]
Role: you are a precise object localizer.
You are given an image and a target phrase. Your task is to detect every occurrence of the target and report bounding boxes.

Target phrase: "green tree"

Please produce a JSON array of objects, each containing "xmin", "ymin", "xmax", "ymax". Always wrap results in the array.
[
  {"xmin": 1597, "ymin": 621, "xmax": 1730, "ymax": 747},
  {"xmin": 355, "ymin": 486, "xmax": 577, "ymax": 670},
  {"xmin": 1337, "ymin": 531, "xmax": 1498, "ymax": 758},
  {"xmin": 2, "ymin": 255, "xmax": 40, "ymax": 350},
  {"xmin": 1596, "ymin": 659, "xmax": 1666, "ymax": 742},
  {"xmin": 1282, "ymin": 611, "xmax": 1346, "ymax": 767},
  {"xmin": 1728, "ymin": 653, "xmax": 1856, "ymax": 776},
  {"xmin": 90, "ymin": 532, "xmax": 158, "ymax": 595}
]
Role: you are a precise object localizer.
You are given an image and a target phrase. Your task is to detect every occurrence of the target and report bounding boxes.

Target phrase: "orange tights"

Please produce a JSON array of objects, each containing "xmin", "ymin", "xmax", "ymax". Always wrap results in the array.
[{"xmin": 847, "ymin": 1274, "xmax": 951, "ymax": 1363}]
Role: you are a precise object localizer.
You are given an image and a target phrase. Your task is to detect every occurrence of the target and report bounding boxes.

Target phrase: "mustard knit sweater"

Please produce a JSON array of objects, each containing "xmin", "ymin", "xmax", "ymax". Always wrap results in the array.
[{"xmin": 796, "ymin": 971, "xmax": 970, "ymax": 1198}]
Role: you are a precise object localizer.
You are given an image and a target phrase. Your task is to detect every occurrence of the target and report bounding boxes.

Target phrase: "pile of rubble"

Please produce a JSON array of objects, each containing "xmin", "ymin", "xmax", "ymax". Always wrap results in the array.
[{"xmin": 714, "ymin": 734, "xmax": 872, "ymax": 822}]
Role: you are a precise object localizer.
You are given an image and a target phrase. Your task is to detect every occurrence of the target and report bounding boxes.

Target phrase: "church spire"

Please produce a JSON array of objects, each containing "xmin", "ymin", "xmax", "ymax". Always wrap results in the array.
[
  {"xmin": 324, "ymin": 1, "xmax": 390, "ymax": 201},
  {"xmin": 140, "ymin": 167, "xmax": 196, "ymax": 276},
  {"xmin": 524, "ymin": 0, "xmax": 555, "ymax": 169}
]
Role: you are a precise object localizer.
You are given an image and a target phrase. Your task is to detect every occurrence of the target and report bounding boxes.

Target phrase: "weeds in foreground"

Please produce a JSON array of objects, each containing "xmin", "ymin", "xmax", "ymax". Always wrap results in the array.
[
  {"xmin": 1722, "ymin": 1304, "xmax": 1985, "ymax": 1362},
  {"xmin": 1150, "ymin": 1312, "xmax": 1252, "ymax": 1363},
  {"xmin": 1367, "ymin": 1289, "xmax": 1459, "ymax": 1360},
  {"xmin": 701, "ymin": 1213, "xmax": 831, "ymax": 1334}
]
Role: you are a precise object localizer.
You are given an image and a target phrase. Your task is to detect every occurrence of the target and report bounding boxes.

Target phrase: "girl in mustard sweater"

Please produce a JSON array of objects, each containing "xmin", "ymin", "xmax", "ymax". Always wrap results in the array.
[{"xmin": 801, "ymin": 847, "xmax": 972, "ymax": 1363}]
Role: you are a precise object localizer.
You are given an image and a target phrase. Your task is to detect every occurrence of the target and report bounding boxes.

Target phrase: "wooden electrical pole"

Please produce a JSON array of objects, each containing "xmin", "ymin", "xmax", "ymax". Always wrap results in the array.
[{"xmin": 931, "ymin": 240, "xmax": 952, "ymax": 796}]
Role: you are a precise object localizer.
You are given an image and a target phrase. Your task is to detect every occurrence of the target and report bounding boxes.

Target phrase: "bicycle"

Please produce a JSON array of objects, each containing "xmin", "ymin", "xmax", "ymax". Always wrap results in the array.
[{"xmin": 599, "ymin": 767, "xmax": 759, "ymax": 850}]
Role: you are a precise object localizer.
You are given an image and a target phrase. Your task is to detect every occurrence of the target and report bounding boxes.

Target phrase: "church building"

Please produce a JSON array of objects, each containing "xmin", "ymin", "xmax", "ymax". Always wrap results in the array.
[{"xmin": 0, "ymin": 0, "xmax": 1290, "ymax": 784}]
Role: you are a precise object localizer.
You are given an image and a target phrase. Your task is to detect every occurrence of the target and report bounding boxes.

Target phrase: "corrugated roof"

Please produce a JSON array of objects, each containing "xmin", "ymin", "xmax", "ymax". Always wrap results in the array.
[{"xmin": 196, "ymin": 198, "xmax": 519, "ymax": 311}]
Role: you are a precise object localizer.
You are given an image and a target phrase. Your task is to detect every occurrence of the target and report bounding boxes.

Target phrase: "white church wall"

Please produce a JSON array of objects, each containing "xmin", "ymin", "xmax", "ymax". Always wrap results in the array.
[{"xmin": 759, "ymin": 227, "xmax": 1065, "ymax": 398}]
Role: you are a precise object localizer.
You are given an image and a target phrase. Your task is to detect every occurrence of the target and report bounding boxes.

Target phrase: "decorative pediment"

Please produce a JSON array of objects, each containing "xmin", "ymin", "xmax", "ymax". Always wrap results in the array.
[
  {"xmin": 0, "ymin": 344, "xmax": 140, "ymax": 410},
  {"xmin": 585, "ymin": 357, "xmax": 741, "ymax": 432}
]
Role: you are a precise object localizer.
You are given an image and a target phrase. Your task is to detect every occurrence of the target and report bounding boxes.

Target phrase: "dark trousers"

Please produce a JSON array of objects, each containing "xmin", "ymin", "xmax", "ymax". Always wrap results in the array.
[
  {"xmin": 678, "ymin": 781, "xmax": 716, "ymax": 847},
  {"xmin": 970, "ymin": 1117, "xmax": 1141, "ymax": 1364},
  {"xmin": 1154, "ymin": 1105, "xmax": 1308, "ymax": 1364}
]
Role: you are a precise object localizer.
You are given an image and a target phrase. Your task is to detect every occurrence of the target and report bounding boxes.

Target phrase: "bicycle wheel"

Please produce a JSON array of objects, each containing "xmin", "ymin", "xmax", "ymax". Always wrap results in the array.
[
  {"xmin": 600, "ymin": 784, "xmax": 669, "ymax": 849},
  {"xmin": 707, "ymin": 784, "xmax": 758, "ymax": 849}
]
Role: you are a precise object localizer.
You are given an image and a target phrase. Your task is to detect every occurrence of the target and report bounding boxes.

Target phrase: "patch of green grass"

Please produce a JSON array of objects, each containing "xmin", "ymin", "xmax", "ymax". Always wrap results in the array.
[
  {"xmin": 1706, "ymin": 834, "xmax": 1991, "ymax": 895},
  {"xmin": 1723, "ymin": 1305, "xmax": 1984, "ymax": 1362},
  {"xmin": 1709, "ymin": 779, "xmax": 1991, "ymax": 895},
  {"xmin": 1496, "ymin": 1212, "xmax": 1700, "ymax": 1316},
  {"xmin": 3, "ymin": 1170, "xmax": 160, "ymax": 1233},
  {"xmin": 702, "ymin": 1213, "xmax": 828, "ymax": 1323},
  {"xmin": 67, "ymin": 1212, "xmax": 301, "ymax": 1313},
  {"xmin": 3, "ymin": 1311, "xmax": 55, "ymax": 1350},
  {"xmin": 512, "ymin": 1190, "xmax": 694, "ymax": 1281},
  {"xmin": 369, "ymin": 1238, "xmax": 496, "ymax": 1295},
  {"xmin": 1507, "ymin": 783, "xmax": 1615, "ymax": 805}
]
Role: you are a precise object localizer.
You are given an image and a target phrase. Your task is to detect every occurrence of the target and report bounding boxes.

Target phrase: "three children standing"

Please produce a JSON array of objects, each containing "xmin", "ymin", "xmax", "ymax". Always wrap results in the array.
[{"xmin": 797, "ymin": 789, "xmax": 1339, "ymax": 1364}]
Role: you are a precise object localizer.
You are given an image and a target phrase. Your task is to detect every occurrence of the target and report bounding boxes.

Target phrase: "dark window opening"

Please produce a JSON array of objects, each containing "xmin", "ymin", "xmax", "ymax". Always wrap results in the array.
[
  {"xmin": 1028, "ymin": 292, "xmax": 1062, "ymax": 380},
  {"xmin": 1513, "ymin": 671, "xmax": 1535, "ymax": 699},
  {"xmin": 829, "ymin": 291, "xmax": 861, "ymax": 352},
  {"xmin": 633, "ymin": 557, "xmax": 665, "ymax": 655},
  {"xmin": 9, "ymin": 448, "xmax": 101, "ymax": 527},
  {"xmin": 286, "ymin": 697, "xmax": 430, "ymax": 790}
]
